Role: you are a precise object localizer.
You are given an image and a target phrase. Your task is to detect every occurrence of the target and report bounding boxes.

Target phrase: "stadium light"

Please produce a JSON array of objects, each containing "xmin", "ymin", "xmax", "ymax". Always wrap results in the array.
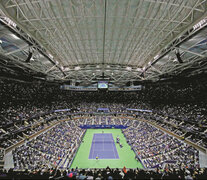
[
  {"xmin": 2, "ymin": 16, "xmax": 17, "ymax": 27},
  {"xmin": 193, "ymin": 18, "xmax": 207, "ymax": 30},
  {"xmin": 173, "ymin": 58, "xmax": 178, "ymax": 62},
  {"xmin": 136, "ymin": 68, "xmax": 142, "ymax": 71},
  {"xmin": 64, "ymin": 67, "xmax": 70, "ymax": 71},
  {"xmin": 126, "ymin": 66, "xmax": 132, "ymax": 71},
  {"xmin": 74, "ymin": 66, "xmax": 80, "ymax": 70},
  {"xmin": 154, "ymin": 54, "xmax": 159, "ymax": 60},
  {"xmin": 48, "ymin": 53, "xmax": 54, "ymax": 59},
  {"xmin": 11, "ymin": 34, "xmax": 20, "ymax": 40}
]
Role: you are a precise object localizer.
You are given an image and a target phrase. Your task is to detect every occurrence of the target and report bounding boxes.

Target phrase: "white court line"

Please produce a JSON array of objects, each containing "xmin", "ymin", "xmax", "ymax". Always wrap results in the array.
[
  {"xmin": 92, "ymin": 143, "xmax": 95, "ymax": 159},
  {"xmin": 89, "ymin": 134, "xmax": 99, "ymax": 159},
  {"xmin": 102, "ymin": 138, "xmax": 104, "ymax": 157},
  {"xmin": 90, "ymin": 137, "xmax": 95, "ymax": 159},
  {"xmin": 90, "ymin": 133, "xmax": 119, "ymax": 159},
  {"xmin": 92, "ymin": 135, "xmax": 104, "ymax": 158},
  {"xmin": 110, "ymin": 134, "xmax": 117, "ymax": 158},
  {"xmin": 107, "ymin": 133, "xmax": 118, "ymax": 159}
]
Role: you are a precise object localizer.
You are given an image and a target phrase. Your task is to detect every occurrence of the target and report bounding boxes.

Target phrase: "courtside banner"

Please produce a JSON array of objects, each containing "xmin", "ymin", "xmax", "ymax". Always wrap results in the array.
[
  {"xmin": 79, "ymin": 125, "xmax": 128, "ymax": 129},
  {"xmin": 54, "ymin": 109, "xmax": 70, "ymax": 112},
  {"xmin": 126, "ymin": 108, "xmax": 152, "ymax": 112}
]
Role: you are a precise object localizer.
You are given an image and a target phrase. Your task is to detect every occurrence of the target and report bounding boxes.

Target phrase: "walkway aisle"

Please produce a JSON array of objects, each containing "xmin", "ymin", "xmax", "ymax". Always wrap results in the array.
[
  {"xmin": 4, "ymin": 151, "xmax": 14, "ymax": 170},
  {"xmin": 63, "ymin": 158, "xmax": 70, "ymax": 169},
  {"xmin": 199, "ymin": 151, "xmax": 207, "ymax": 168}
]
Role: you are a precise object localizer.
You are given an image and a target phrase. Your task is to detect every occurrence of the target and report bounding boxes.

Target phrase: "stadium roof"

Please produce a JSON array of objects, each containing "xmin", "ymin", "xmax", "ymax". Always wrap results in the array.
[{"xmin": 0, "ymin": 0, "xmax": 207, "ymax": 85}]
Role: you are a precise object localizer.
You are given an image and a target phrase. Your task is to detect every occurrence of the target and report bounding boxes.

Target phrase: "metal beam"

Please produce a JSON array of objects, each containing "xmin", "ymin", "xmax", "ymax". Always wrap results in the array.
[
  {"xmin": 178, "ymin": 47, "xmax": 205, "ymax": 58},
  {"xmin": 5, "ymin": 45, "xmax": 29, "ymax": 55}
]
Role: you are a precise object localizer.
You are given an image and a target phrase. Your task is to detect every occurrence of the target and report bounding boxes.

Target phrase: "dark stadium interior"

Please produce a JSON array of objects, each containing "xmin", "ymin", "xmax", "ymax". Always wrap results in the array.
[{"xmin": 0, "ymin": 0, "xmax": 207, "ymax": 180}]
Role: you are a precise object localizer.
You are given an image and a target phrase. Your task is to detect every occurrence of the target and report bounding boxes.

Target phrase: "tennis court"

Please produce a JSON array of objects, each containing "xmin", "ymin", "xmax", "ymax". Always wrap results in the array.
[
  {"xmin": 89, "ymin": 133, "xmax": 119, "ymax": 159},
  {"xmin": 70, "ymin": 129, "xmax": 143, "ymax": 169}
]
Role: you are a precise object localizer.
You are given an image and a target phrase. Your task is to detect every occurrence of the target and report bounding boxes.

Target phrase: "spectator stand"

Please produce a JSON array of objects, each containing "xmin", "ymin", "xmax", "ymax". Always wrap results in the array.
[
  {"xmin": 1, "ymin": 111, "xmax": 206, "ymax": 172},
  {"xmin": 121, "ymin": 129, "xmax": 146, "ymax": 169},
  {"xmin": 71, "ymin": 113, "xmax": 207, "ymax": 154},
  {"xmin": 67, "ymin": 130, "xmax": 87, "ymax": 169},
  {"xmin": 141, "ymin": 117, "xmax": 207, "ymax": 154},
  {"xmin": 4, "ymin": 117, "xmax": 62, "ymax": 153}
]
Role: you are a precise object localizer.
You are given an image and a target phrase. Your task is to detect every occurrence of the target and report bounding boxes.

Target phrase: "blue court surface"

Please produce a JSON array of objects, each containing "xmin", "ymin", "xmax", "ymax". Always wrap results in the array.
[{"xmin": 89, "ymin": 133, "xmax": 119, "ymax": 159}]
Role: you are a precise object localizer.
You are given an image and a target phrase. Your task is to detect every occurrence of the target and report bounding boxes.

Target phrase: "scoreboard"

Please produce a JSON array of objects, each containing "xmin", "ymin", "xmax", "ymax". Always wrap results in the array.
[{"xmin": 98, "ymin": 81, "xmax": 108, "ymax": 89}]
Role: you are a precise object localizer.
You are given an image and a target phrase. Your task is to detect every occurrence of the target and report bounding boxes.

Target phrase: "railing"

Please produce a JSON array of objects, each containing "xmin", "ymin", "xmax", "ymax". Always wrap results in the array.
[{"xmin": 0, "ymin": 148, "xmax": 5, "ymax": 169}]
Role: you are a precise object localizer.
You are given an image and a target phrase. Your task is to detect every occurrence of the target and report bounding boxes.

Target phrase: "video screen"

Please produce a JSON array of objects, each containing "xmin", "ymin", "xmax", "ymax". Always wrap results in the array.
[{"xmin": 98, "ymin": 81, "xmax": 108, "ymax": 89}]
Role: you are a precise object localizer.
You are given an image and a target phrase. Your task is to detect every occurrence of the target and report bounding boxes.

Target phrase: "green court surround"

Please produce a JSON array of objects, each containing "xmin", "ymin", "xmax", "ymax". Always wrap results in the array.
[{"xmin": 70, "ymin": 129, "xmax": 143, "ymax": 169}]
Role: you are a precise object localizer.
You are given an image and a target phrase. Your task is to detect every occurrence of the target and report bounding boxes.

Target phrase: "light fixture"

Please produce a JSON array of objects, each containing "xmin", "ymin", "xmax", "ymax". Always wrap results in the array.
[
  {"xmin": 11, "ymin": 34, "xmax": 20, "ymax": 40},
  {"xmin": 3, "ymin": 16, "xmax": 16, "ymax": 27},
  {"xmin": 126, "ymin": 66, "xmax": 132, "ymax": 71},
  {"xmin": 64, "ymin": 67, "xmax": 70, "ymax": 71},
  {"xmin": 193, "ymin": 18, "xmax": 207, "ymax": 30},
  {"xmin": 74, "ymin": 66, "xmax": 80, "ymax": 70},
  {"xmin": 48, "ymin": 53, "xmax": 53, "ymax": 59},
  {"xmin": 136, "ymin": 68, "xmax": 142, "ymax": 71},
  {"xmin": 154, "ymin": 54, "xmax": 159, "ymax": 60}
]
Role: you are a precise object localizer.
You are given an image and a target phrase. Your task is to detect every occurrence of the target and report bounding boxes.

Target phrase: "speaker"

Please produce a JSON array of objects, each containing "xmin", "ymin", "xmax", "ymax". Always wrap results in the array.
[
  {"xmin": 175, "ymin": 52, "xmax": 183, "ymax": 63},
  {"xmin": 25, "ymin": 52, "xmax": 33, "ymax": 63}
]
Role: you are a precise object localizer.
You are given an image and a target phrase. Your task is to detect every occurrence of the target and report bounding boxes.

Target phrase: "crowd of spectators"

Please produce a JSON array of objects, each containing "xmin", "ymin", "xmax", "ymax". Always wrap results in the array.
[
  {"xmin": 137, "ymin": 111, "xmax": 207, "ymax": 149},
  {"xmin": 0, "ymin": 117, "xmax": 206, "ymax": 179},
  {"xmin": 10, "ymin": 117, "xmax": 201, "ymax": 172},
  {"xmin": 13, "ymin": 122, "xmax": 85, "ymax": 170},
  {"xmin": 1, "ymin": 166, "xmax": 207, "ymax": 179},
  {"xmin": 123, "ymin": 122, "xmax": 199, "ymax": 169},
  {"xmin": 0, "ymin": 77, "xmax": 207, "ymax": 179}
]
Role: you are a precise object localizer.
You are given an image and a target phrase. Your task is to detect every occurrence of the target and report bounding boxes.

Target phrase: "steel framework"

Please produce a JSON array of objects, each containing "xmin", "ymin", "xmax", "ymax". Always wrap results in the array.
[{"xmin": 0, "ymin": 0, "xmax": 207, "ymax": 84}]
